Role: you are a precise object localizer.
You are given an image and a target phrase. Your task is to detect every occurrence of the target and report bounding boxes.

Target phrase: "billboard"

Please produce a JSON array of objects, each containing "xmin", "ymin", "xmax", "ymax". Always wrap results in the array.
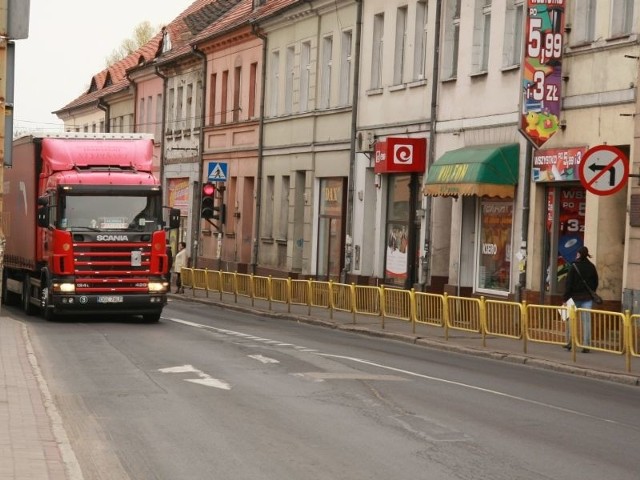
[{"xmin": 519, "ymin": 1, "xmax": 565, "ymax": 148}]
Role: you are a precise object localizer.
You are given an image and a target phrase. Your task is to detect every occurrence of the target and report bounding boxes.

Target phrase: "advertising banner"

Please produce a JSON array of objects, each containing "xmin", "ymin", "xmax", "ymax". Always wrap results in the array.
[
  {"xmin": 168, "ymin": 178, "xmax": 190, "ymax": 216},
  {"xmin": 532, "ymin": 146, "xmax": 586, "ymax": 182},
  {"xmin": 519, "ymin": 1, "xmax": 565, "ymax": 148}
]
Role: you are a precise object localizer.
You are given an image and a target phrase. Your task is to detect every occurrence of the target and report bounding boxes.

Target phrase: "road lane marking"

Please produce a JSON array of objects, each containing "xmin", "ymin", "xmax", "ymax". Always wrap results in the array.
[
  {"xmin": 159, "ymin": 364, "xmax": 231, "ymax": 390},
  {"xmin": 165, "ymin": 316, "xmax": 629, "ymax": 427},
  {"xmin": 249, "ymin": 354, "xmax": 280, "ymax": 364}
]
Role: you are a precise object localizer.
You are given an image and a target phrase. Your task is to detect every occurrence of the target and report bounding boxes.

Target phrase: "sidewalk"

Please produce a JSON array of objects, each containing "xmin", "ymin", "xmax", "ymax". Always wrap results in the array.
[
  {"xmin": 0, "ymin": 315, "xmax": 80, "ymax": 480},
  {"xmin": 1, "ymin": 291, "xmax": 638, "ymax": 480}
]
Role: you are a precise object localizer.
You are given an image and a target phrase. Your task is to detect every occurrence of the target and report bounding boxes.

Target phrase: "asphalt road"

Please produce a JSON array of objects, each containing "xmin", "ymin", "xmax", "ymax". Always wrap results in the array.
[{"xmin": 18, "ymin": 298, "xmax": 640, "ymax": 480}]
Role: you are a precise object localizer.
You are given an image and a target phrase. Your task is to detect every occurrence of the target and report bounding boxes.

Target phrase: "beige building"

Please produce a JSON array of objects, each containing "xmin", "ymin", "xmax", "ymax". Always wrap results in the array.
[{"xmin": 255, "ymin": 0, "xmax": 358, "ymax": 280}]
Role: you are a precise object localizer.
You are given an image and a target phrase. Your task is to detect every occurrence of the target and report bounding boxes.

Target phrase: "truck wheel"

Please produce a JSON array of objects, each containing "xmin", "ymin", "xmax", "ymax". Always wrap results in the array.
[
  {"xmin": 143, "ymin": 311, "xmax": 161, "ymax": 323},
  {"xmin": 2, "ymin": 270, "xmax": 19, "ymax": 306},
  {"xmin": 41, "ymin": 286, "xmax": 58, "ymax": 322},
  {"xmin": 22, "ymin": 279, "xmax": 35, "ymax": 316}
]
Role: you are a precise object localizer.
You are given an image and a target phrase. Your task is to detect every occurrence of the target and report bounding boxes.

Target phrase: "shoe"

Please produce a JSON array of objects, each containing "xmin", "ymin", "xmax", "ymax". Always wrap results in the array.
[
  {"xmin": 581, "ymin": 348, "xmax": 590, "ymax": 353},
  {"xmin": 562, "ymin": 343, "xmax": 571, "ymax": 351}
]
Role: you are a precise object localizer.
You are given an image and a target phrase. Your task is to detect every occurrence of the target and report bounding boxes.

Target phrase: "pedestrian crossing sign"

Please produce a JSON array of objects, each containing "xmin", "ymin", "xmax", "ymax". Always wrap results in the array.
[{"xmin": 207, "ymin": 162, "xmax": 228, "ymax": 181}]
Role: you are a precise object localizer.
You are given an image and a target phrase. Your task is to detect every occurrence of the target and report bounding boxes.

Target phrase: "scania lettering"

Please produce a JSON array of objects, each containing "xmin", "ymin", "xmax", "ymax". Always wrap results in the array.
[{"xmin": 1, "ymin": 133, "xmax": 180, "ymax": 322}]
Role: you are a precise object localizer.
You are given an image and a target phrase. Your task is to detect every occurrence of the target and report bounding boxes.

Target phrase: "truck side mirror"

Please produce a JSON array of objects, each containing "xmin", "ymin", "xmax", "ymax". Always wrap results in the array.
[
  {"xmin": 37, "ymin": 196, "xmax": 49, "ymax": 206},
  {"xmin": 37, "ymin": 205, "xmax": 50, "ymax": 228},
  {"xmin": 168, "ymin": 208, "xmax": 181, "ymax": 229}
]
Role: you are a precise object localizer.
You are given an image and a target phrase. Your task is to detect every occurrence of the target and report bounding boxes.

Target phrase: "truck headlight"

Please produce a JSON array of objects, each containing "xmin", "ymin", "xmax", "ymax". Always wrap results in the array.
[
  {"xmin": 53, "ymin": 283, "xmax": 75, "ymax": 293},
  {"xmin": 148, "ymin": 282, "xmax": 168, "ymax": 293}
]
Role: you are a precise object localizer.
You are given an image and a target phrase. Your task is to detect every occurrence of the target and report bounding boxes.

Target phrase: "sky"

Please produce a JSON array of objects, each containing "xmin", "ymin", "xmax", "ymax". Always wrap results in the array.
[{"xmin": 13, "ymin": 0, "xmax": 193, "ymax": 136}]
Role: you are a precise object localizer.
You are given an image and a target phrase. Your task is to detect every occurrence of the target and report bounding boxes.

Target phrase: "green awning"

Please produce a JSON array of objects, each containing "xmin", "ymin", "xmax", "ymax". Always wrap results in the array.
[{"xmin": 424, "ymin": 144, "xmax": 520, "ymax": 197}]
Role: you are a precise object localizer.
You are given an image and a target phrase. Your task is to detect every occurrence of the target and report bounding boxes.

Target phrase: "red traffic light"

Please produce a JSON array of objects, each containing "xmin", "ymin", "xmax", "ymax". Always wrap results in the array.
[{"xmin": 203, "ymin": 182, "xmax": 216, "ymax": 196}]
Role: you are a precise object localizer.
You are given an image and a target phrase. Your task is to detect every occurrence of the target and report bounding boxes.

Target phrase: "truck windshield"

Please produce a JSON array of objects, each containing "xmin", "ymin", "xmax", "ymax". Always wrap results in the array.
[{"xmin": 59, "ymin": 195, "xmax": 163, "ymax": 232}]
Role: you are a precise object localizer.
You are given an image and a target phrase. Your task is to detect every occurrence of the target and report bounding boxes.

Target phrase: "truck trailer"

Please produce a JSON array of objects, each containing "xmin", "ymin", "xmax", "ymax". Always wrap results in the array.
[{"xmin": 1, "ymin": 133, "xmax": 180, "ymax": 322}]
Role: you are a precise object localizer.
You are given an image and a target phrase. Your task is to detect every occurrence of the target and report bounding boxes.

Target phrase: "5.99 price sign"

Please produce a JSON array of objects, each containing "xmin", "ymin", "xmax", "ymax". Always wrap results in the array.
[{"xmin": 519, "ymin": 1, "xmax": 565, "ymax": 149}]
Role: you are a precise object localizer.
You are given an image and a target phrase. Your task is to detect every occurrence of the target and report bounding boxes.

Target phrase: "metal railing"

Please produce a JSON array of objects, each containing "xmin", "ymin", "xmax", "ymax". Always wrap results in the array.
[{"xmin": 179, "ymin": 268, "xmax": 636, "ymax": 373}]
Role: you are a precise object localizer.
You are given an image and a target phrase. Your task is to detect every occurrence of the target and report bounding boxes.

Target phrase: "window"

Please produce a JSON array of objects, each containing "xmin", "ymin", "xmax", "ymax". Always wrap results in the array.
[
  {"xmin": 279, "ymin": 176, "xmax": 290, "ymax": 239},
  {"xmin": 502, "ymin": 0, "xmax": 523, "ymax": 67},
  {"xmin": 146, "ymin": 96, "xmax": 153, "ymax": 131},
  {"xmin": 611, "ymin": 0, "xmax": 634, "ymax": 37},
  {"xmin": 155, "ymin": 94, "xmax": 162, "ymax": 140},
  {"xmin": 162, "ymin": 29, "xmax": 172, "ymax": 53},
  {"xmin": 394, "ymin": 6, "xmax": 407, "ymax": 85},
  {"xmin": 285, "ymin": 46, "xmax": 295, "ymax": 114},
  {"xmin": 209, "ymin": 73, "xmax": 217, "ymax": 126},
  {"xmin": 472, "ymin": 0, "xmax": 492, "ymax": 73},
  {"xmin": 270, "ymin": 50, "xmax": 280, "ymax": 116},
  {"xmin": 139, "ymin": 98, "xmax": 145, "ymax": 128},
  {"xmin": 413, "ymin": 1, "xmax": 427, "ymax": 81},
  {"xmin": 233, "ymin": 66, "xmax": 242, "ymax": 122},
  {"xmin": 221, "ymin": 70, "xmax": 229, "ymax": 124},
  {"xmin": 476, "ymin": 199, "xmax": 513, "ymax": 292},
  {"xmin": 176, "ymin": 85, "xmax": 184, "ymax": 130},
  {"xmin": 168, "ymin": 88, "xmax": 175, "ymax": 131},
  {"xmin": 321, "ymin": 35, "xmax": 333, "ymax": 108},
  {"xmin": 443, "ymin": 0, "xmax": 461, "ymax": 78},
  {"xmin": 264, "ymin": 175, "xmax": 275, "ymax": 238},
  {"xmin": 340, "ymin": 30, "xmax": 352, "ymax": 105},
  {"xmin": 186, "ymin": 84, "xmax": 193, "ymax": 130},
  {"xmin": 249, "ymin": 63, "xmax": 258, "ymax": 118},
  {"xmin": 195, "ymin": 81, "xmax": 202, "ymax": 128},
  {"xmin": 300, "ymin": 42, "xmax": 311, "ymax": 112},
  {"xmin": 572, "ymin": 0, "xmax": 596, "ymax": 44},
  {"xmin": 371, "ymin": 13, "xmax": 385, "ymax": 89}
]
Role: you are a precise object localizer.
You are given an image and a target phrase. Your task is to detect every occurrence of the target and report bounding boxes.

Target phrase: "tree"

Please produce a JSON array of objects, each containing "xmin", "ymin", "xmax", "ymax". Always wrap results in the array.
[{"xmin": 105, "ymin": 21, "xmax": 159, "ymax": 66}]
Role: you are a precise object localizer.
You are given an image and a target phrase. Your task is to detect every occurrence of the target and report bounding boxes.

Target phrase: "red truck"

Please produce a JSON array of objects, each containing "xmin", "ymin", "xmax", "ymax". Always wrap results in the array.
[{"xmin": 1, "ymin": 133, "xmax": 180, "ymax": 322}]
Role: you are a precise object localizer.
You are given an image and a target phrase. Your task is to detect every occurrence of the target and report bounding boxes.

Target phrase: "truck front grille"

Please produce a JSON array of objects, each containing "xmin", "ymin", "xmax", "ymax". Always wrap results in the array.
[{"xmin": 73, "ymin": 242, "xmax": 155, "ymax": 293}]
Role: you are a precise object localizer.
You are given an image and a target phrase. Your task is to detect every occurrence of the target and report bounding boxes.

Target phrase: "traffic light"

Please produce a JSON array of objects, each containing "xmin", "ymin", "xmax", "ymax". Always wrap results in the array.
[{"xmin": 200, "ymin": 182, "xmax": 216, "ymax": 219}]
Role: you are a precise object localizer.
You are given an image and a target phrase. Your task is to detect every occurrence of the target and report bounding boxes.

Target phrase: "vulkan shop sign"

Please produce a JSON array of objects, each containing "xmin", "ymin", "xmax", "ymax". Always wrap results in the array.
[{"xmin": 374, "ymin": 137, "xmax": 427, "ymax": 174}]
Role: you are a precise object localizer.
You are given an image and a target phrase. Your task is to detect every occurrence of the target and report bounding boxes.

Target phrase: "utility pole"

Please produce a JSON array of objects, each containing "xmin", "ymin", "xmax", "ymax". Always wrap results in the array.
[
  {"xmin": 0, "ymin": 0, "xmax": 9, "ymax": 285},
  {"xmin": 0, "ymin": 0, "xmax": 30, "ymax": 303}
]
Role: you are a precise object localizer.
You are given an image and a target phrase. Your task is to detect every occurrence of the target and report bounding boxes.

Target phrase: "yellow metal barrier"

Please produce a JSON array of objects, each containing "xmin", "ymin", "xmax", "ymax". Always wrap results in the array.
[
  {"xmin": 236, "ymin": 273, "xmax": 252, "ymax": 301},
  {"xmin": 220, "ymin": 271, "xmax": 236, "ymax": 302},
  {"xmin": 310, "ymin": 281, "xmax": 331, "ymax": 309},
  {"xmin": 252, "ymin": 275, "xmax": 271, "ymax": 308},
  {"xmin": 574, "ymin": 308, "xmax": 625, "ymax": 354},
  {"xmin": 484, "ymin": 299, "xmax": 524, "ymax": 346},
  {"xmin": 353, "ymin": 285, "xmax": 382, "ymax": 324},
  {"xmin": 270, "ymin": 277, "xmax": 289, "ymax": 310},
  {"xmin": 524, "ymin": 304, "xmax": 567, "ymax": 353},
  {"xmin": 630, "ymin": 313, "xmax": 640, "ymax": 357},
  {"xmin": 380, "ymin": 286, "xmax": 412, "ymax": 329},
  {"xmin": 290, "ymin": 279, "xmax": 311, "ymax": 314},
  {"xmin": 445, "ymin": 294, "xmax": 482, "ymax": 338},
  {"xmin": 414, "ymin": 291, "xmax": 445, "ymax": 328},
  {"xmin": 205, "ymin": 270, "xmax": 222, "ymax": 300},
  {"xmin": 331, "ymin": 282, "xmax": 354, "ymax": 322},
  {"xmin": 192, "ymin": 268, "xmax": 208, "ymax": 297},
  {"xmin": 180, "ymin": 267, "xmax": 193, "ymax": 291}
]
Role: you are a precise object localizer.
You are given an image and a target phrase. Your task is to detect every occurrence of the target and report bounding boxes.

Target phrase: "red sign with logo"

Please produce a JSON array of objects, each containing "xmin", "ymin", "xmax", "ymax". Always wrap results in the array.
[{"xmin": 374, "ymin": 137, "xmax": 427, "ymax": 174}]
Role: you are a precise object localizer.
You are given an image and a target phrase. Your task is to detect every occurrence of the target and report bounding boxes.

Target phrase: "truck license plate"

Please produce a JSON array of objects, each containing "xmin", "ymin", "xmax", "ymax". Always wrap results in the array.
[{"xmin": 97, "ymin": 295, "xmax": 124, "ymax": 304}]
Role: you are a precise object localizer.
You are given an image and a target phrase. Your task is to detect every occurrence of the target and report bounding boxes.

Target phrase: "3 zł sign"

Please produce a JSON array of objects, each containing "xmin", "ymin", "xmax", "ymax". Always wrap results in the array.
[{"xmin": 519, "ymin": 1, "xmax": 565, "ymax": 148}]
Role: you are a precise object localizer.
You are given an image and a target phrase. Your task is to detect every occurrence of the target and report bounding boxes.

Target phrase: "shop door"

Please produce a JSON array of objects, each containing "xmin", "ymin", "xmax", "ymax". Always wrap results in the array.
[
  {"xmin": 317, "ymin": 178, "xmax": 346, "ymax": 280},
  {"xmin": 544, "ymin": 185, "xmax": 586, "ymax": 296}
]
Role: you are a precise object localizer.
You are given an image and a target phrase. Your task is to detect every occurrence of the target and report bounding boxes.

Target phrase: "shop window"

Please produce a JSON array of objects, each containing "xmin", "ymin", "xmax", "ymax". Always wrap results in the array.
[
  {"xmin": 476, "ymin": 198, "xmax": 513, "ymax": 292},
  {"xmin": 544, "ymin": 185, "xmax": 586, "ymax": 295},
  {"xmin": 385, "ymin": 174, "xmax": 411, "ymax": 286}
]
